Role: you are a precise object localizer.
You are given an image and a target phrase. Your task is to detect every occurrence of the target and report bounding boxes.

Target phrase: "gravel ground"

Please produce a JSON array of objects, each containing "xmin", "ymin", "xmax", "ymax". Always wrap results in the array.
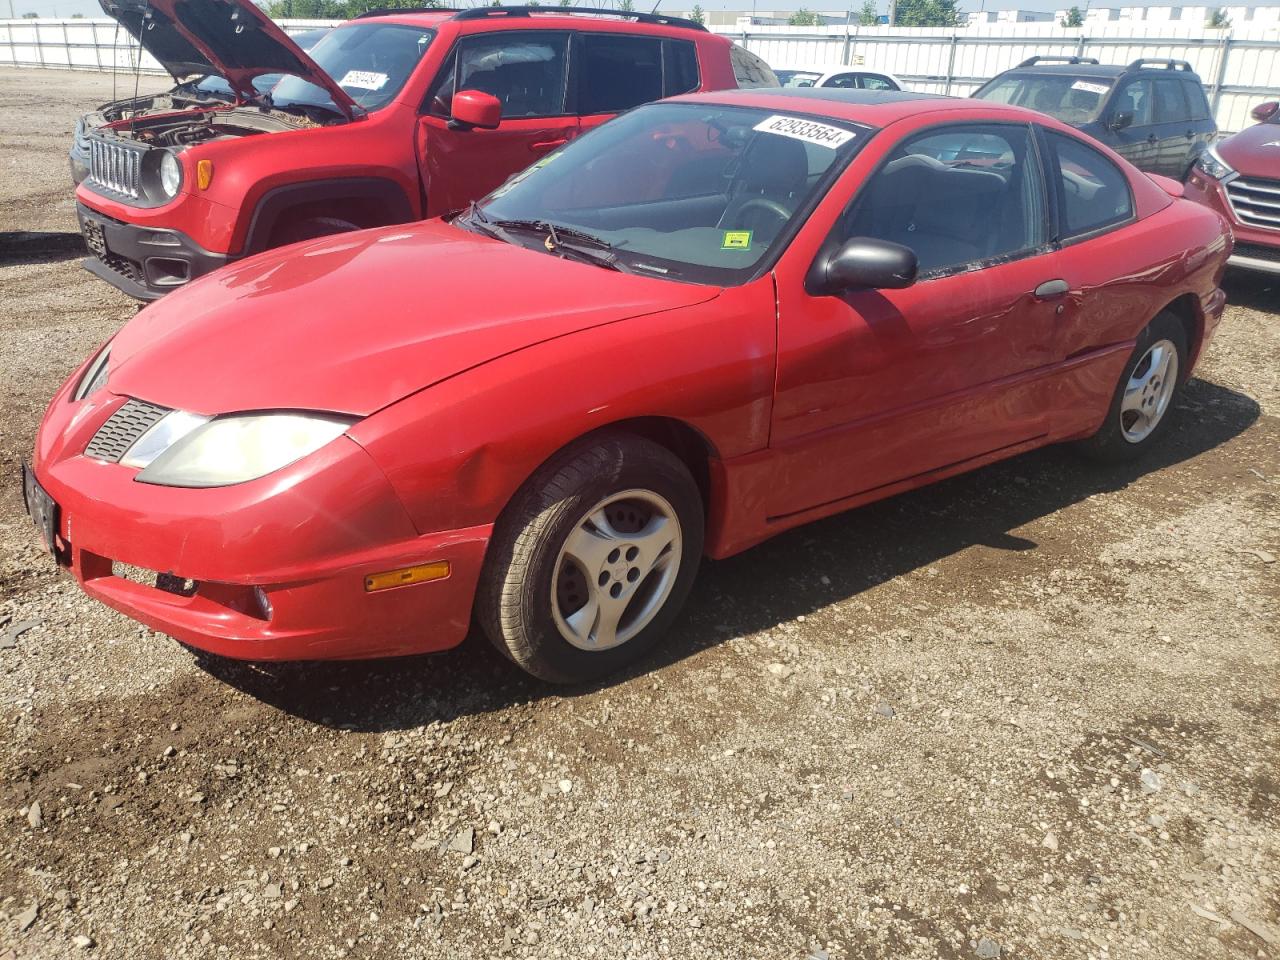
[{"xmin": 1, "ymin": 67, "xmax": 1278, "ymax": 960}]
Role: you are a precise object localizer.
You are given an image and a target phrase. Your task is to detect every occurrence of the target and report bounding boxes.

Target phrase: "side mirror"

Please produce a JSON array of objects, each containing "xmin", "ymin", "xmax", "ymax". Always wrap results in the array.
[
  {"xmin": 450, "ymin": 90, "xmax": 502, "ymax": 130},
  {"xmin": 811, "ymin": 237, "xmax": 918, "ymax": 295},
  {"xmin": 1109, "ymin": 111, "xmax": 1134, "ymax": 132},
  {"xmin": 1252, "ymin": 101, "xmax": 1279, "ymax": 123}
]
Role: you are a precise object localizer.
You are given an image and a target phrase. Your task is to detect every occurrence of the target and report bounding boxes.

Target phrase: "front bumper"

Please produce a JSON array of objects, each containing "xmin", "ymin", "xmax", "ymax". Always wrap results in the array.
[
  {"xmin": 1184, "ymin": 172, "xmax": 1280, "ymax": 275},
  {"xmin": 30, "ymin": 390, "xmax": 489, "ymax": 661},
  {"xmin": 76, "ymin": 201, "xmax": 229, "ymax": 301}
]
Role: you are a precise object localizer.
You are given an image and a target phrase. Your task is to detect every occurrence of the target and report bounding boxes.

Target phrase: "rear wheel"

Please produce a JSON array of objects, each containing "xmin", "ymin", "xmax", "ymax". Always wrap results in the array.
[
  {"xmin": 477, "ymin": 433, "xmax": 704, "ymax": 684},
  {"xmin": 1074, "ymin": 311, "xmax": 1188, "ymax": 462}
]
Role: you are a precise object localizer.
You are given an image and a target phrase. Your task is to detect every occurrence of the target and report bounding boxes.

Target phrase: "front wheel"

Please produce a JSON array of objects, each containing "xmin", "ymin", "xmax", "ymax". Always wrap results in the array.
[
  {"xmin": 1074, "ymin": 311, "xmax": 1188, "ymax": 462},
  {"xmin": 477, "ymin": 433, "xmax": 704, "ymax": 684}
]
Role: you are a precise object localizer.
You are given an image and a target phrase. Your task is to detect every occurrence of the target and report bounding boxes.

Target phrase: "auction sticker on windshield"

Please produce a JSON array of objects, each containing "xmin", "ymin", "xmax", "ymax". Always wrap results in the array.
[
  {"xmin": 753, "ymin": 115, "xmax": 855, "ymax": 149},
  {"xmin": 1071, "ymin": 80, "xmax": 1110, "ymax": 96},
  {"xmin": 340, "ymin": 70, "xmax": 389, "ymax": 91}
]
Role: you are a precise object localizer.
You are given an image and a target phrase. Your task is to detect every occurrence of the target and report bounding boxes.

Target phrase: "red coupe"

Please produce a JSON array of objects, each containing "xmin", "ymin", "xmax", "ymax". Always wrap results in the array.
[{"xmin": 26, "ymin": 88, "xmax": 1231, "ymax": 683}]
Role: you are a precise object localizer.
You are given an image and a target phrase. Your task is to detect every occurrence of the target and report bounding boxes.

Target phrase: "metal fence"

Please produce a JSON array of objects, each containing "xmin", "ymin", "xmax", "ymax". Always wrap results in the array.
[
  {"xmin": 711, "ymin": 21, "xmax": 1280, "ymax": 133},
  {"xmin": 0, "ymin": 17, "xmax": 1276, "ymax": 132}
]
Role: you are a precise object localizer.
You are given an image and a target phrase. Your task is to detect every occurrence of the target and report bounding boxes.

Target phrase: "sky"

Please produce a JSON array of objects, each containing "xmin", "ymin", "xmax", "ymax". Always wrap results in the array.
[{"xmin": 10, "ymin": 0, "xmax": 1280, "ymax": 18}]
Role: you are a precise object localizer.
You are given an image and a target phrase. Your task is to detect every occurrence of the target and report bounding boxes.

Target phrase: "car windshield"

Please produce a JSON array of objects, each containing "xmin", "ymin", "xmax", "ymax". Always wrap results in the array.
[
  {"xmin": 466, "ymin": 102, "xmax": 867, "ymax": 286},
  {"xmin": 193, "ymin": 74, "xmax": 279, "ymax": 99},
  {"xmin": 270, "ymin": 23, "xmax": 435, "ymax": 113},
  {"xmin": 974, "ymin": 74, "xmax": 1113, "ymax": 125},
  {"xmin": 775, "ymin": 70, "xmax": 824, "ymax": 88}
]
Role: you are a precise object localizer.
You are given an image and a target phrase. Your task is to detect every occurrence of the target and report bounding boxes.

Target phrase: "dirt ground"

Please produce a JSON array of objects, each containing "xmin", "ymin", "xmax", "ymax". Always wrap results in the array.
[{"xmin": 0, "ymin": 67, "xmax": 1277, "ymax": 960}]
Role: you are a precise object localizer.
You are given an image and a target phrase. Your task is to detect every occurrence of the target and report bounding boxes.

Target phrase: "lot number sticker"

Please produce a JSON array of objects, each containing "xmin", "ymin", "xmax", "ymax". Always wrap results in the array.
[
  {"xmin": 722, "ymin": 230, "xmax": 753, "ymax": 250},
  {"xmin": 753, "ymin": 115, "xmax": 855, "ymax": 149},
  {"xmin": 1070, "ymin": 80, "xmax": 1110, "ymax": 96},
  {"xmin": 340, "ymin": 70, "xmax": 389, "ymax": 91}
]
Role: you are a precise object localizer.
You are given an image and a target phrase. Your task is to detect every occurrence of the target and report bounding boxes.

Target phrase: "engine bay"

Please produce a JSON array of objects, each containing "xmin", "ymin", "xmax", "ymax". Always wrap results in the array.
[{"xmin": 99, "ymin": 105, "xmax": 328, "ymax": 147}]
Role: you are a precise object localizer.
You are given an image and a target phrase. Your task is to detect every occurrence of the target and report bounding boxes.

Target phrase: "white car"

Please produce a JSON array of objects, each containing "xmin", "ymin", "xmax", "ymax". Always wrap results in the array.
[{"xmin": 772, "ymin": 64, "xmax": 904, "ymax": 91}]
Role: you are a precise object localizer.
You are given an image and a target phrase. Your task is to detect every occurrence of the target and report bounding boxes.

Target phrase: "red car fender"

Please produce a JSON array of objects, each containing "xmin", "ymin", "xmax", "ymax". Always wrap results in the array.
[{"xmin": 346, "ymin": 278, "xmax": 778, "ymax": 544}]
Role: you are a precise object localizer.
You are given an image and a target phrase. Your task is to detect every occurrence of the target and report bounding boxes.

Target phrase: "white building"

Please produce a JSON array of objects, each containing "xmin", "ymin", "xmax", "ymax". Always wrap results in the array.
[
  {"xmin": 1051, "ymin": 4, "xmax": 1280, "ymax": 26},
  {"xmin": 968, "ymin": 9, "xmax": 1055, "ymax": 23}
]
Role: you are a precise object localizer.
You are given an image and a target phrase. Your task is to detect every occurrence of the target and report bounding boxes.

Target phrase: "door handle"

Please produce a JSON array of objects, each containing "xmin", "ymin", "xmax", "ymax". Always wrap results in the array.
[
  {"xmin": 1034, "ymin": 279, "xmax": 1069, "ymax": 300},
  {"xmin": 531, "ymin": 138, "xmax": 568, "ymax": 151}
]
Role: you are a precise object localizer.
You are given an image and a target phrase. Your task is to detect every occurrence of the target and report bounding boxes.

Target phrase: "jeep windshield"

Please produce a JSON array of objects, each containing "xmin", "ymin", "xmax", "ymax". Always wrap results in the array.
[
  {"xmin": 974, "ymin": 73, "xmax": 1114, "ymax": 125},
  {"xmin": 463, "ymin": 102, "xmax": 867, "ymax": 287},
  {"xmin": 270, "ymin": 24, "xmax": 435, "ymax": 114}
]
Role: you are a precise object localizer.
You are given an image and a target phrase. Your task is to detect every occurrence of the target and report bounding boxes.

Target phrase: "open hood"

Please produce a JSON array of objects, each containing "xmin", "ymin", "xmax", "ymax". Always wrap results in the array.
[{"xmin": 98, "ymin": 0, "xmax": 358, "ymax": 119}]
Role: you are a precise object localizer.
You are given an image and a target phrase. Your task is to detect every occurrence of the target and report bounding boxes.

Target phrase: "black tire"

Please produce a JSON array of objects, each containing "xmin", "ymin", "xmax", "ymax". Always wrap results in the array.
[
  {"xmin": 271, "ymin": 216, "xmax": 359, "ymax": 247},
  {"xmin": 477, "ymin": 433, "xmax": 705, "ymax": 684},
  {"xmin": 1074, "ymin": 311, "xmax": 1189, "ymax": 463}
]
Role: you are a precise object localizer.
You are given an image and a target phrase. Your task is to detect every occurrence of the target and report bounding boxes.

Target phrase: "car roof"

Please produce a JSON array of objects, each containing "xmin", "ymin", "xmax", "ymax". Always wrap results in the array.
[
  {"xmin": 354, "ymin": 6, "xmax": 709, "ymax": 36},
  {"xmin": 676, "ymin": 87, "xmax": 965, "ymax": 126},
  {"xmin": 1001, "ymin": 64, "xmax": 1125, "ymax": 79}
]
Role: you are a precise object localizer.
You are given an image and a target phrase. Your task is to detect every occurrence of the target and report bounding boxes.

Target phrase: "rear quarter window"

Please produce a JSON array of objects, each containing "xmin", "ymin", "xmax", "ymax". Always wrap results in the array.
[
  {"xmin": 1046, "ymin": 131, "xmax": 1134, "ymax": 240},
  {"xmin": 729, "ymin": 45, "xmax": 778, "ymax": 88}
]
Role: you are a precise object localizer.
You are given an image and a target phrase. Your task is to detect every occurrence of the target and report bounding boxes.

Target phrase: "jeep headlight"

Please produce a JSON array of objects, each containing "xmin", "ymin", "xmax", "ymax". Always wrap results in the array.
[
  {"xmin": 134, "ymin": 413, "xmax": 355, "ymax": 488},
  {"xmin": 1194, "ymin": 146, "xmax": 1234, "ymax": 181},
  {"xmin": 159, "ymin": 150, "xmax": 183, "ymax": 198}
]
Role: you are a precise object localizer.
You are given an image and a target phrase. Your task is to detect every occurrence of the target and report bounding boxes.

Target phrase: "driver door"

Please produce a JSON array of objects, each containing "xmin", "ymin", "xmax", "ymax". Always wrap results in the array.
[
  {"xmin": 768, "ymin": 122, "xmax": 1062, "ymax": 519},
  {"xmin": 416, "ymin": 31, "xmax": 578, "ymax": 217}
]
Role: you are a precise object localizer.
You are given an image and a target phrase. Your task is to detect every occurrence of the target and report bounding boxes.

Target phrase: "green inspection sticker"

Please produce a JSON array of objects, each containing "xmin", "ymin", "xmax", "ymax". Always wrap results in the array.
[{"xmin": 721, "ymin": 230, "xmax": 753, "ymax": 250}]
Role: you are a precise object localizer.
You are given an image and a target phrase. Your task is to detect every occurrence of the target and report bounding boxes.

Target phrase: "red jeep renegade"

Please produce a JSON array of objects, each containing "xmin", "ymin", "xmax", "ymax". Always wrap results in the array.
[{"xmin": 77, "ymin": 0, "xmax": 775, "ymax": 299}]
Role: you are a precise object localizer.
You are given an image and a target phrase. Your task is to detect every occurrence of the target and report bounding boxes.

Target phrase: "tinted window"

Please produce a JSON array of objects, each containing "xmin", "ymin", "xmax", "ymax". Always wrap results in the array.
[
  {"xmin": 860, "ymin": 74, "xmax": 898, "ymax": 91},
  {"xmin": 729, "ymin": 44, "xmax": 778, "ymax": 88},
  {"xmin": 474, "ymin": 102, "xmax": 865, "ymax": 285},
  {"xmin": 974, "ymin": 74, "xmax": 1111, "ymax": 124},
  {"xmin": 1182, "ymin": 79, "xmax": 1211, "ymax": 120},
  {"xmin": 840, "ymin": 124, "xmax": 1046, "ymax": 277},
  {"xmin": 1113, "ymin": 78, "xmax": 1153, "ymax": 125},
  {"xmin": 429, "ymin": 33, "xmax": 569, "ymax": 119},
  {"xmin": 579, "ymin": 34, "xmax": 662, "ymax": 114},
  {"xmin": 663, "ymin": 39, "xmax": 699, "ymax": 97},
  {"xmin": 271, "ymin": 24, "xmax": 434, "ymax": 113},
  {"xmin": 1047, "ymin": 131, "xmax": 1134, "ymax": 238},
  {"xmin": 1153, "ymin": 78, "xmax": 1188, "ymax": 122},
  {"xmin": 825, "ymin": 73, "xmax": 860, "ymax": 89}
]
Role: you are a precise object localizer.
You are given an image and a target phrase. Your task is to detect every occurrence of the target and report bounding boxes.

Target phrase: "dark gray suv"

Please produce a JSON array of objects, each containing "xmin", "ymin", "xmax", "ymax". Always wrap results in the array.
[{"xmin": 972, "ymin": 56, "xmax": 1216, "ymax": 179}]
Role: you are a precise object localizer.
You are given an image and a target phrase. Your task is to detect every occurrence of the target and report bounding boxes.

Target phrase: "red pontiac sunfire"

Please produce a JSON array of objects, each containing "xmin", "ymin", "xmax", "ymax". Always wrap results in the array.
[{"xmin": 26, "ymin": 89, "xmax": 1230, "ymax": 684}]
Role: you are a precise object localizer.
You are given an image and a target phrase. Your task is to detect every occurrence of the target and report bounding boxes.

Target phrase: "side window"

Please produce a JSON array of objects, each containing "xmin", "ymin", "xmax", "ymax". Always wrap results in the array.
[
  {"xmin": 1153, "ymin": 77, "xmax": 1188, "ymax": 123},
  {"xmin": 824, "ymin": 73, "xmax": 860, "ymax": 89},
  {"xmin": 427, "ymin": 33, "xmax": 569, "ymax": 120},
  {"xmin": 860, "ymin": 74, "xmax": 897, "ymax": 91},
  {"xmin": 729, "ymin": 44, "xmax": 778, "ymax": 88},
  {"xmin": 1047, "ymin": 131, "xmax": 1134, "ymax": 239},
  {"xmin": 1182, "ymin": 79, "xmax": 1211, "ymax": 120},
  {"xmin": 839, "ymin": 124, "xmax": 1045, "ymax": 278},
  {"xmin": 1113, "ymin": 78, "xmax": 1153, "ymax": 126},
  {"xmin": 578, "ymin": 34, "xmax": 662, "ymax": 114},
  {"xmin": 662, "ymin": 39, "xmax": 700, "ymax": 97}
]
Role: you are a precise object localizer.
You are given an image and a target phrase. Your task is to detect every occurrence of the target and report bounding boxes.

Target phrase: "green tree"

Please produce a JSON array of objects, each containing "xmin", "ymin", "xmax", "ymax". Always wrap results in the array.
[
  {"xmin": 690, "ymin": 3, "xmax": 705, "ymax": 24},
  {"xmin": 788, "ymin": 7, "xmax": 818, "ymax": 25},
  {"xmin": 1206, "ymin": 7, "xmax": 1231, "ymax": 27},
  {"xmin": 617, "ymin": 0, "xmax": 635, "ymax": 10},
  {"xmin": 891, "ymin": 0, "xmax": 959, "ymax": 27},
  {"xmin": 1060, "ymin": 5, "xmax": 1083, "ymax": 27},
  {"xmin": 857, "ymin": 0, "xmax": 878, "ymax": 25}
]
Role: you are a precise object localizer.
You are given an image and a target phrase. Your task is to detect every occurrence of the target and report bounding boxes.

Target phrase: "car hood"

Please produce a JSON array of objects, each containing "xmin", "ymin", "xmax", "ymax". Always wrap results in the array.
[
  {"xmin": 97, "ymin": 0, "xmax": 356, "ymax": 118},
  {"xmin": 1217, "ymin": 121, "xmax": 1280, "ymax": 176},
  {"xmin": 107, "ymin": 220, "xmax": 722, "ymax": 418}
]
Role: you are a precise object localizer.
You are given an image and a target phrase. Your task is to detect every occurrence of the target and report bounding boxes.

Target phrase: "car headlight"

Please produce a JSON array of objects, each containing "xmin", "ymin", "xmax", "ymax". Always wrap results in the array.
[
  {"xmin": 1194, "ymin": 146, "xmax": 1235, "ymax": 181},
  {"xmin": 135, "ymin": 413, "xmax": 355, "ymax": 488},
  {"xmin": 159, "ymin": 150, "xmax": 183, "ymax": 198},
  {"xmin": 73, "ymin": 345, "xmax": 111, "ymax": 401}
]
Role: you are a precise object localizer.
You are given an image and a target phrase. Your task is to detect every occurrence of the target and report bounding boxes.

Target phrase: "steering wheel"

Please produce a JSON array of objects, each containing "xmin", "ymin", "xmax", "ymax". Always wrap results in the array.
[{"xmin": 723, "ymin": 197, "xmax": 791, "ymax": 233}]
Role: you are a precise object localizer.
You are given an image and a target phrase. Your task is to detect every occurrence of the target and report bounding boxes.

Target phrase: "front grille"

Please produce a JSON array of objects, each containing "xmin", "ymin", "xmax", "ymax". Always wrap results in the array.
[
  {"xmin": 1226, "ymin": 175, "xmax": 1280, "ymax": 231},
  {"xmin": 88, "ymin": 137, "xmax": 144, "ymax": 200},
  {"xmin": 85, "ymin": 399, "xmax": 169, "ymax": 463},
  {"xmin": 1233, "ymin": 241, "xmax": 1280, "ymax": 264}
]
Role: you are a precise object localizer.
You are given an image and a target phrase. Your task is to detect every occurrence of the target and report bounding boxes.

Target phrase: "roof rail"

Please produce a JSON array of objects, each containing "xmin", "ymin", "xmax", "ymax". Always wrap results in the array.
[
  {"xmin": 355, "ymin": 6, "xmax": 460, "ymax": 18},
  {"xmin": 450, "ymin": 5, "xmax": 708, "ymax": 31},
  {"xmin": 1126, "ymin": 57, "xmax": 1193, "ymax": 72},
  {"xmin": 1016, "ymin": 55, "xmax": 1100, "ymax": 68}
]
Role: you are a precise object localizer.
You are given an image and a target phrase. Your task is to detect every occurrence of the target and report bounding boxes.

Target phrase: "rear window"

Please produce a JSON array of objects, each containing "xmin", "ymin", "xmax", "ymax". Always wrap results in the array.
[
  {"xmin": 1182, "ymin": 79, "xmax": 1211, "ymax": 120},
  {"xmin": 974, "ymin": 73, "xmax": 1113, "ymax": 125},
  {"xmin": 729, "ymin": 44, "xmax": 778, "ymax": 89},
  {"xmin": 775, "ymin": 69, "xmax": 823, "ymax": 88}
]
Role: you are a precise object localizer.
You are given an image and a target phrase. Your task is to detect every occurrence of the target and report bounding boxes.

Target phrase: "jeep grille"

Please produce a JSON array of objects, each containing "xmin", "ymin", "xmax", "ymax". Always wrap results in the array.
[{"xmin": 88, "ymin": 138, "xmax": 144, "ymax": 200}]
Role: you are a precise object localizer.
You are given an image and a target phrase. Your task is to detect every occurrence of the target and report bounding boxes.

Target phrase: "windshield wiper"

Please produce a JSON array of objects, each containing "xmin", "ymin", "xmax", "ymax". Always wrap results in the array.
[{"xmin": 480, "ymin": 216, "xmax": 633, "ymax": 273}]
